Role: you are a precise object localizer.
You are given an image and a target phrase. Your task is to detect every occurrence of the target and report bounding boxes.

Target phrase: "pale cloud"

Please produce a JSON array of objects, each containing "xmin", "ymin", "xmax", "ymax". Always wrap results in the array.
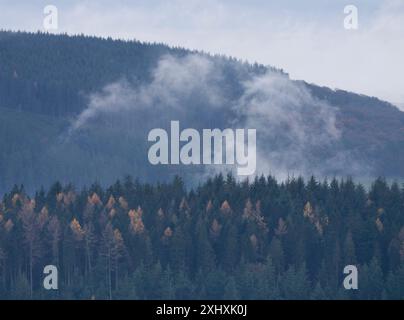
[
  {"xmin": 0, "ymin": 0, "xmax": 403, "ymax": 105},
  {"xmin": 70, "ymin": 53, "xmax": 369, "ymax": 180},
  {"xmin": 69, "ymin": 54, "xmax": 222, "ymax": 132}
]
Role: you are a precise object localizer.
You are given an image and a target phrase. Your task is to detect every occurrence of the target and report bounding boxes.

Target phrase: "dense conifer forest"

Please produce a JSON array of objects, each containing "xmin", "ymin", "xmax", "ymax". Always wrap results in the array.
[{"xmin": 0, "ymin": 174, "xmax": 403, "ymax": 299}]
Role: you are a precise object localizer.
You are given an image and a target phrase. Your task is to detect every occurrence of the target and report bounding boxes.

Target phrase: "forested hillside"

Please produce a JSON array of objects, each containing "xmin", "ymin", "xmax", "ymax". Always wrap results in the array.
[
  {"xmin": 1, "ymin": 31, "xmax": 404, "ymax": 193},
  {"xmin": 0, "ymin": 31, "xmax": 272, "ymax": 117},
  {"xmin": 0, "ymin": 175, "xmax": 403, "ymax": 299}
]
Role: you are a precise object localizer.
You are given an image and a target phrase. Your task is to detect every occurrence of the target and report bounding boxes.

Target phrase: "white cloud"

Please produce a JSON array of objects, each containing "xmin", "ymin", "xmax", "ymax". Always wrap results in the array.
[
  {"xmin": 69, "ymin": 54, "xmax": 222, "ymax": 132},
  {"xmin": 0, "ymin": 0, "xmax": 403, "ymax": 104},
  {"xmin": 70, "ymin": 53, "xmax": 369, "ymax": 180}
]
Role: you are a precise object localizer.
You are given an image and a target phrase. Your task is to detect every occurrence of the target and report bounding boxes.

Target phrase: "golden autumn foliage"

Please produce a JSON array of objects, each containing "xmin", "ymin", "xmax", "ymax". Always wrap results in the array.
[
  {"xmin": 128, "ymin": 209, "xmax": 136, "ymax": 219},
  {"xmin": 163, "ymin": 227, "xmax": 173, "ymax": 238},
  {"xmin": 303, "ymin": 202, "xmax": 314, "ymax": 219},
  {"xmin": 118, "ymin": 197, "xmax": 128, "ymax": 210},
  {"xmin": 11, "ymin": 193, "xmax": 32, "ymax": 211},
  {"xmin": 1, "ymin": 171, "xmax": 403, "ymax": 299},
  {"xmin": 88, "ymin": 193, "xmax": 102, "ymax": 206},
  {"xmin": 25, "ymin": 199, "xmax": 36, "ymax": 212},
  {"xmin": 106, "ymin": 195, "xmax": 116, "ymax": 210},
  {"xmin": 56, "ymin": 191, "xmax": 76, "ymax": 206},
  {"xmin": 133, "ymin": 219, "xmax": 145, "ymax": 234},
  {"xmin": 129, "ymin": 207, "xmax": 145, "ymax": 234},
  {"xmin": 11, "ymin": 193, "xmax": 20, "ymax": 207},
  {"xmin": 242, "ymin": 199, "xmax": 268, "ymax": 232},
  {"xmin": 70, "ymin": 218, "xmax": 85, "ymax": 241},
  {"xmin": 303, "ymin": 201, "xmax": 326, "ymax": 235},
  {"xmin": 38, "ymin": 207, "xmax": 49, "ymax": 230},
  {"xmin": 220, "ymin": 200, "xmax": 232, "ymax": 215}
]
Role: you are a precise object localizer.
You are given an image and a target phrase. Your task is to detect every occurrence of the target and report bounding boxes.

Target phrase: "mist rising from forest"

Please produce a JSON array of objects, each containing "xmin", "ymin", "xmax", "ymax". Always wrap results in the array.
[{"xmin": 68, "ymin": 53, "xmax": 372, "ymax": 183}]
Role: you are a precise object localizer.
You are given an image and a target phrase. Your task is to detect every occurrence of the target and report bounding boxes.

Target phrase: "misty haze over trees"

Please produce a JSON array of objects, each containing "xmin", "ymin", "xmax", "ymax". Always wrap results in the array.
[{"xmin": 1, "ymin": 31, "xmax": 404, "ymax": 194}]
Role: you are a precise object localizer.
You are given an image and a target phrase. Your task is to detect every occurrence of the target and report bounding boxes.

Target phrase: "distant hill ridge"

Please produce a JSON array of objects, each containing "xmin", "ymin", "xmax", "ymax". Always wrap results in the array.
[{"xmin": 0, "ymin": 30, "xmax": 403, "ymax": 193}]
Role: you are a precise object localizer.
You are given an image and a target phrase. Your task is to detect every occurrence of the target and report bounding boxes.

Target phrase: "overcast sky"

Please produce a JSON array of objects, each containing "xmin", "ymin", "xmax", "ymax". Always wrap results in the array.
[{"xmin": 0, "ymin": 0, "xmax": 403, "ymax": 107}]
